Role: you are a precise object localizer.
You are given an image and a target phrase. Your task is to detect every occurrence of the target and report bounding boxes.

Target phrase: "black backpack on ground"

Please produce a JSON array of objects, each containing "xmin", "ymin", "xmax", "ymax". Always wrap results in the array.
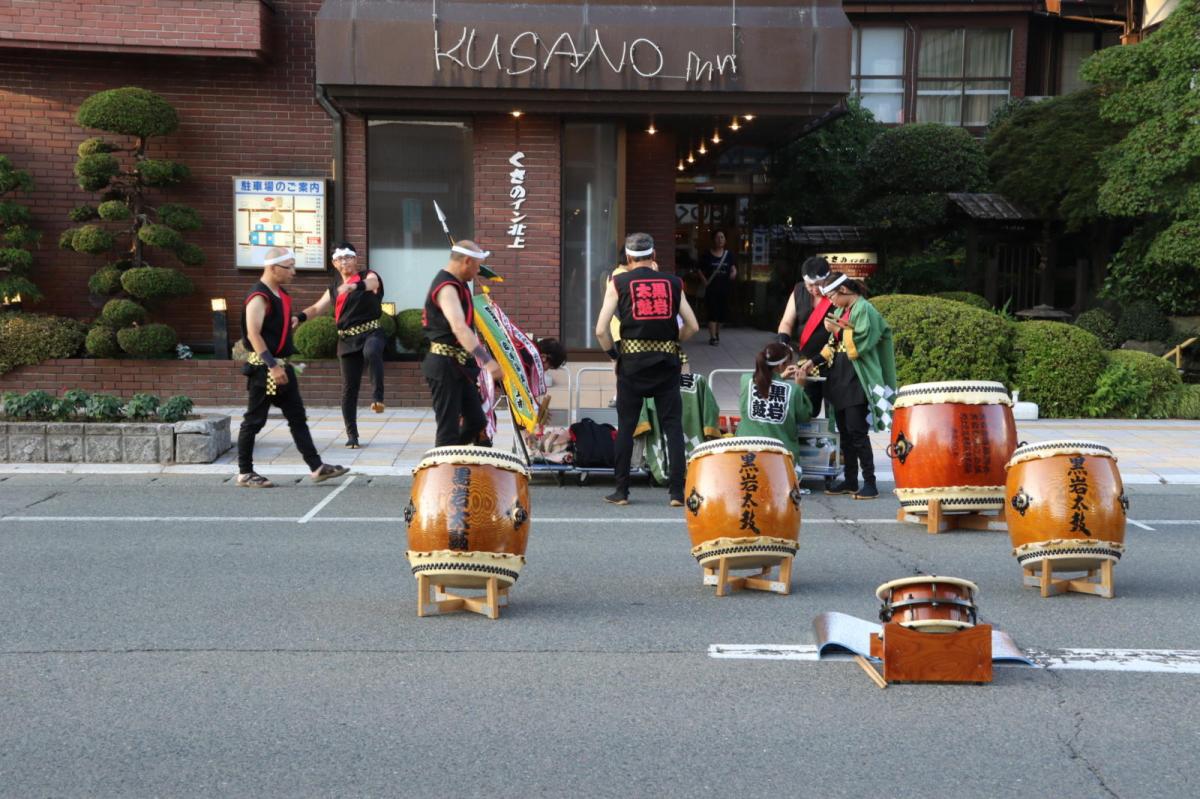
[{"xmin": 569, "ymin": 418, "xmax": 617, "ymax": 467}]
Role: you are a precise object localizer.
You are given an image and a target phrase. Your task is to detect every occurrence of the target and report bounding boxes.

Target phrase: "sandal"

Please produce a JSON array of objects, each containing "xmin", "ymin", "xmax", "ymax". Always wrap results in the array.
[
  {"xmin": 236, "ymin": 472, "xmax": 274, "ymax": 489},
  {"xmin": 312, "ymin": 464, "xmax": 350, "ymax": 484}
]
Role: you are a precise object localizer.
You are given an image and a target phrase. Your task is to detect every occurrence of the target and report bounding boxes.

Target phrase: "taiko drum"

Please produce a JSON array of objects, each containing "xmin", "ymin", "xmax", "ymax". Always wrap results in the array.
[
  {"xmin": 684, "ymin": 437, "xmax": 803, "ymax": 570},
  {"xmin": 1005, "ymin": 440, "xmax": 1127, "ymax": 571},
  {"xmin": 404, "ymin": 447, "xmax": 531, "ymax": 589},
  {"xmin": 875, "ymin": 575, "xmax": 980, "ymax": 633},
  {"xmin": 889, "ymin": 381, "xmax": 1017, "ymax": 514}
]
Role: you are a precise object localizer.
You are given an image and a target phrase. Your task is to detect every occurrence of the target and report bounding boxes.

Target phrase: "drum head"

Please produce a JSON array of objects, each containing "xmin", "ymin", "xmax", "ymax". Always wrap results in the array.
[
  {"xmin": 1006, "ymin": 440, "xmax": 1114, "ymax": 469},
  {"xmin": 687, "ymin": 436, "xmax": 792, "ymax": 463},
  {"xmin": 893, "ymin": 381, "xmax": 1012, "ymax": 409},
  {"xmin": 415, "ymin": 446, "xmax": 530, "ymax": 477},
  {"xmin": 875, "ymin": 574, "xmax": 980, "ymax": 601}
]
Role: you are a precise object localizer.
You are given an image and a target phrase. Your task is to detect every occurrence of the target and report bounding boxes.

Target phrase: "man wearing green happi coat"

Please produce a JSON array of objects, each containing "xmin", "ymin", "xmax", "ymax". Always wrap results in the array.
[{"xmin": 819, "ymin": 272, "xmax": 897, "ymax": 500}]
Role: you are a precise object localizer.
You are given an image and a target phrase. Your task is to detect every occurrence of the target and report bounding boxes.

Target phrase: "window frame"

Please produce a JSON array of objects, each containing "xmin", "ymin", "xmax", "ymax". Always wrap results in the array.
[
  {"xmin": 914, "ymin": 26, "xmax": 1014, "ymax": 127},
  {"xmin": 850, "ymin": 24, "xmax": 910, "ymax": 125}
]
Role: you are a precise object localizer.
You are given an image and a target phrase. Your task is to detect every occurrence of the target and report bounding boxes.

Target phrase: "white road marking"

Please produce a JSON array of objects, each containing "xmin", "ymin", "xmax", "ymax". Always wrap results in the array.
[
  {"xmin": 1129, "ymin": 520, "xmax": 1156, "ymax": 531},
  {"xmin": 709, "ymin": 644, "xmax": 1200, "ymax": 674},
  {"xmin": 297, "ymin": 475, "xmax": 357, "ymax": 524}
]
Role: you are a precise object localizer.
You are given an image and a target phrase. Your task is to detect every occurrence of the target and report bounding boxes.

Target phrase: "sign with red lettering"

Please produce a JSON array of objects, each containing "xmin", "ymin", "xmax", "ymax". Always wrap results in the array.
[{"xmin": 630, "ymin": 278, "xmax": 673, "ymax": 320}]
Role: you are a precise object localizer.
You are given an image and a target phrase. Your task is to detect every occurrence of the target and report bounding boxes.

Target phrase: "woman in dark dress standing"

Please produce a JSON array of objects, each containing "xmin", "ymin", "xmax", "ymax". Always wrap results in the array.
[{"xmin": 699, "ymin": 230, "xmax": 737, "ymax": 346}]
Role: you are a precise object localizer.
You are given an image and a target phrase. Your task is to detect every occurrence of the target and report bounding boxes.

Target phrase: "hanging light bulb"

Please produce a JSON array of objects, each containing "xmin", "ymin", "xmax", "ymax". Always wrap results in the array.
[
  {"xmin": 698, "ymin": 141, "xmax": 708, "ymax": 155},
  {"xmin": 743, "ymin": 114, "xmax": 755, "ymax": 122},
  {"xmin": 677, "ymin": 159, "xmax": 685, "ymax": 172},
  {"xmin": 686, "ymin": 151, "xmax": 695, "ymax": 164},
  {"xmin": 711, "ymin": 129, "xmax": 721, "ymax": 145},
  {"xmin": 730, "ymin": 116, "xmax": 741, "ymax": 131},
  {"xmin": 647, "ymin": 118, "xmax": 658, "ymax": 135}
]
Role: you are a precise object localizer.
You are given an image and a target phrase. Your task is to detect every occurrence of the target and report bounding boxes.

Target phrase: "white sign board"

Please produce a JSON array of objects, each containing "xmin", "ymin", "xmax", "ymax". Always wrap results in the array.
[{"xmin": 233, "ymin": 177, "xmax": 326, "ymax": 270}]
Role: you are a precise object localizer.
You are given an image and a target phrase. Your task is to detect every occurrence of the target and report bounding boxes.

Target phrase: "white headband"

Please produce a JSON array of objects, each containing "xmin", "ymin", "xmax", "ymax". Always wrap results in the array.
[
  {"xmin": 452, "ymin": 244, "xmax": 490, "ymax": 260},
  {"xmin": 803, "ymin": 273, "xmax": 830, "ymax": 285},
  {"xmin": 625, "ymin": 247, "xmax": 654, "ymax": 258},
  {"xmin": 820, "ymin": 274, "xmax": 848, "ymax": 296},
  {"xmin": 264, "ymin": 249, "xmax": 296, "ymax": 266},
  {"xmin": 766, "ymin": 354, "xmax": 790, "ymax": 366},
  {"xmin": 331, "ymin": 248, "xmax": 357, "ymax": 259}
]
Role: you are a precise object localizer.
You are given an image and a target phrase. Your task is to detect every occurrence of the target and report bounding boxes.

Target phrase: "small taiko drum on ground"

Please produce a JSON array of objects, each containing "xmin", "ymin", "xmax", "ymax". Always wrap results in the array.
[
  {"xmin": 889, "ymin": 381, "xmax": 1017, "ymax": 514},
  {"xmin": 684, "ymin": 437, "xmax": 803, "ymax": 569},
  {"xmin": 876, "ymin": 575, "xmax": 980, "ymax": 633},
  {"xmin": 404, "ymin": 447, "xmax": 531, "ymax": 590},
  {"xmin": 1005, "ymin": 440, "xmax": 1127, "ymax": 571}
]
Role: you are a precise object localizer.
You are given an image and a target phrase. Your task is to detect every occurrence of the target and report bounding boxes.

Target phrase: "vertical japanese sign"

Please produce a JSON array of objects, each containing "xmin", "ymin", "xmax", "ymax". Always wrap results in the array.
[
  {"xmin": 233, "ymin": 177, "xmax": 326, "ymax": 270},
  {"xmin": 507, "ymin": 152, "xmax": 527, "ymax": 249}
]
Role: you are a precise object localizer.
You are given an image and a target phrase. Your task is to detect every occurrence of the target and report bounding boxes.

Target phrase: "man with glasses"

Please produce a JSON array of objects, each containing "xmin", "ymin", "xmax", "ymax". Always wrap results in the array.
[{"xmin": 234, "ymin": 246, "xmax": 349, "ymax": 488}]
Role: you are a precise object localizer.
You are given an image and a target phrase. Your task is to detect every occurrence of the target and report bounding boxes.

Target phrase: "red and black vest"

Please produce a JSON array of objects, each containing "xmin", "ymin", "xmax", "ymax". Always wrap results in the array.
[
  {"xmin": 422, "ymin": 269, "xmax": 473, "ymax": 346},
  {"xmin": 792, "ymin": 283, "xmax": 834, "ymax": 361},
  {"xmin": 241, "ymin": 281, "xmax": 295, "ymax": 358},
  {"xmin": 332, "ymin": 269, "xmax": 384, "ymax": 329},
  {"xmin": 614, "ymin": 266, "xmax": 682, "ymax": 343}
]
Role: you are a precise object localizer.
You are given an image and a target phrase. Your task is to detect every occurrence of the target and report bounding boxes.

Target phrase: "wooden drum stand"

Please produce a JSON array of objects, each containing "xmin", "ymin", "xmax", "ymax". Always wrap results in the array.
[
  {"xmin": 1022, "ymin": 559, "xmax": 1115, "ymax": 599},
  {"xmin": 896, "ymin": 497, "xmax": 1007, "ymax": 535},
  {"xmin": 703, "ymin": 555, "xmax": 793, "ymax": 597},
  {"xmin": 416, "ymin": 575, "xmax": 509, "ymax": 620}
]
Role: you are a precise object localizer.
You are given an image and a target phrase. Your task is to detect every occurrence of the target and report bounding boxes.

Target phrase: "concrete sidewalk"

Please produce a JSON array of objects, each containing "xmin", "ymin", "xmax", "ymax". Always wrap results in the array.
[{"xmin": 2, "ymin": 326, "xmax": 1197, "ymax": 484}]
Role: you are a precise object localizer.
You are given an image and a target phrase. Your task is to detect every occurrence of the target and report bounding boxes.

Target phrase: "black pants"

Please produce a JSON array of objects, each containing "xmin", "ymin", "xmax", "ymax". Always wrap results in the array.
[
  {"xmin": 614, "ymin": 361, "xmax": 685, "ymax": 498},
  {"xmin": 422, "ymin": 353, "xmax": 487, "ymax": 447},
  {"xmin": 237, "ymin": 365, "xmax": 323, "ymax": 474},
  {"xmin": 803, "ymin": 374, "xmax": 826, "ymax": 419},
  {"xmin": 339, "ymin": 332, "xmax": 386, "ymax": 436},
  {"xmin": 833, "ymin": 403, "xmax": 874, "ymax": 485}
]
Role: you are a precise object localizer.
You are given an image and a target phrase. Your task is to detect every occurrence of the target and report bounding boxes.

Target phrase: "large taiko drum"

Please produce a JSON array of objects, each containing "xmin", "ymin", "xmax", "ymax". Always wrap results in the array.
[
  {"xmin": 876, "ymin": 575, "xmax": 979, "ymax": 633},
  {"xmin": 1005, "ymin": 440, "xmax": 1127, "ymax": 571},
  {"xmin": 404, "ymin": 447, "xmax": 531, "ymax": 590},
  {"xmin": 683, "ymin": 437, "xmax": 803, "ymax": 569},
  {"xmin": 889, "ymin": 381, "xmax": 1017, "ymax": 514}
]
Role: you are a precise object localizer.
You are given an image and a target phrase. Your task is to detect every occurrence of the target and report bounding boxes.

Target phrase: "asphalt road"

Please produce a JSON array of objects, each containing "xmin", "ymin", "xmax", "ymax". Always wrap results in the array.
[{"xmin": 1, "ymin": 474, "xmax": 1198, "ymax": 798}]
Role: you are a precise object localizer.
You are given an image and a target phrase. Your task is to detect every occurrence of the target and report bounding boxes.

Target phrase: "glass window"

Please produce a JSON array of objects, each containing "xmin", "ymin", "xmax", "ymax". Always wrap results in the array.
[
  {"xmin": 851, "ymin": 27, "xmax": 905, "ymax": 124},
  {"xmin": 368, "ymin": 120, "xmax": 473, "ymax": 312},
  {"xmin": 561, "ymin": 123, "xmax": 620, "ymax": 349},
  {"xmin": 917, "ymin": 28, "xmax": 1012, "ymax": 126},
  {"xmin": 1060, "ymin": 31, "xmax": 1097, "ymax": 94}
]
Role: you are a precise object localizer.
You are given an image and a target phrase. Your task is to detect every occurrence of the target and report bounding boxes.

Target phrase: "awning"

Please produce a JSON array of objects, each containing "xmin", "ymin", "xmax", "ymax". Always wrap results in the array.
[
  {"xmin": 948, "ymin": 193, "xmax": 1038, "ymax": 222},
  {"xmin": 316, "ymin": 0, "xmax": 851, "ymax": 116}
]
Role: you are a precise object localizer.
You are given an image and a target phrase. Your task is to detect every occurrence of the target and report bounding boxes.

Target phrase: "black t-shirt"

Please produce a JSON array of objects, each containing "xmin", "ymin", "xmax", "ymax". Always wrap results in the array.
[
  {"xmin": 699, "ymin": 249, "xmax": 733, "ymax": 292},
  {"xmin": 422, "ymin": 269, "xmax": 473, "ymax": 347},
  {"xmin": 240, "ymin": 281, "xmax": 295, "ymax": 358}
]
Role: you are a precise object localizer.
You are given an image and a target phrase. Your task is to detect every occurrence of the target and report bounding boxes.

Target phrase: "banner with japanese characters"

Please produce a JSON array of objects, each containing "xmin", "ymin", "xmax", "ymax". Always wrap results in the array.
[{"xmin": 233, "ymin": 177, "xmax": 327, "ymax": 270}]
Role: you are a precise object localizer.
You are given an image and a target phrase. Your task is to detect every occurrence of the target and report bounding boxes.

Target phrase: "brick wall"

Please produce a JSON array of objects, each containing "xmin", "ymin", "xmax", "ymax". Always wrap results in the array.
[
  {"xmin": 0, "ymin": 0, "xmax": 271, "ymax": 59},
  {"xmin": 472, "ymin": 114, "xmax": 561, "ymax": 340},
  {"xmin": 0, "ymin": 0, "xmax": 329, "ymax": 344},
  {"xmin": 625, "ymin": 127, "xmax": 678, "ymax": 274},
  {"xmin": 0, "ymin": 359, "xmax": 428, "ymax": 407}
]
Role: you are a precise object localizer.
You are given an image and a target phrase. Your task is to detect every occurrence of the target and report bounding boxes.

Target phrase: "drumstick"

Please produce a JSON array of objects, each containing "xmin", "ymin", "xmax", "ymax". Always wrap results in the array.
[{"xmin": 855, "ymin": 655, "xmax": 887, "ymax": 689}]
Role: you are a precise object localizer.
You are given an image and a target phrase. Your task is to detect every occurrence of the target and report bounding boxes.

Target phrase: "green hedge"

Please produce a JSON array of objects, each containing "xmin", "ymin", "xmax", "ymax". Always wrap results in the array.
[
  {"xmin": 1074, "ymin": 308, "xmax": 1120, "ymax": 349},
  {"xmin": 294, "ymin": 316, "xmax": 337, "ymax": 358},
  {"xmin": 1173, "ymin": 384, "xmax": 1200, "ymax": 419},
  {"xmin": 872, "ymin": 294, "xmax": 1013, "ymax": 386},
  {"xmin": 1114, "ymin": 299, "xmax": 1173, "ymax": 343},
  {"xmin": 0, "ymin": 312, "xmax": 87, "ymax": 375},
  {"xmin": 76, "ymin": 87, "xmax": 179, "ymax": 139},
  {"xmin": 396, "ymin": 308, "xmax": 425, "ymax": 352},
  {"xmin": 85, "ymin": 326, "xmax": 121, "ymax": 358},
  {"xmin": 1103, "ymin": 349, "xmax": 1182, "ymax": 418},
  {"xmin": 120, "ymin": 266, "xmax": 193, "ymax": 300},
  {"xmin": 2, "ymin": 389, "xmax": 193, "ymax": 422},
  {"xmin": 932, "ymin": 291, "xmax": 991, "ymax": 310},
  {"xmin": 100, "ymin": 298, "xmax": 146, "ymax": 328},
  {"xmin": 378, "ymin": 312, "xmax": 397, "ymax": 339},
  {"xmin": 1012, "ymin": 321, "xmax": 1106, "ymax": 417}
]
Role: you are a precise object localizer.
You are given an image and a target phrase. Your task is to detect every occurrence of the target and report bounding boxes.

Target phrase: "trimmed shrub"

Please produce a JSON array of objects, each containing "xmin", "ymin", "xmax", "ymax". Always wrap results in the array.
[
  {"xmin": 74, "ymin": 152, "xmax": 121, "ymax": 191},
  {"xmin": 1173, "ymin": 384, "xmax": 1200, "ymax": 419},
  {"xmin": 175, "ymin": 242, "xmax": 205, "ymax": 267},
  {"xmin": 70, "ymin": 224, "xmax": 115, "ymax": 255},
  {"xmin": 88, "ymin": 266, "xmax": 124, "ymax": 296},
  {"xmin": 396, "ymin": 308, "xmax": 425, "ymax": 352},
  {"xmin": 933, "ymin": 291, "xmax": 992, "ymax": 310},
  {"xmin": 0, "ymin": 312, "xmax": 86, "ymax": 375},
  {"xmin": 294, "ymin": 316, "xmax": 338, "ymax": 358},
  {"xmin": 157, "ymin": 203, "xmax": 201, "ymax": 232},
  {"xmin": 68, "ymin": 205, "xmax": 98, "ymax": 223},
  {"xmin": 117, "ymin": 323, "xmax": 177, "ymax": 357},
  {"xmin": 137, "ymin": 159, "xmax": 189, "ymax": 186},
  {"xmin": 97, "ymin": 200, "xmax": 131, "ymax": 221},
  {"xmin": 1074, "ymin": 308, "xmax": 1120, "ymax": 349},
  {"xmin": 1105, "ymin": 349, "xmax": 1183, "ymax": 418},
  {"xmin": 872, "ymin": 294, "xmax": 1013, "ymax": 386},
  {"xmin": 378, "ymin": 312, "xmax": 398, "ymax": 339},
  {"xmin": 137, "ymin": 222, "xmax": 184, "ymax": 251},
  {"xmin": 1114, "ymin": 299, "xmax": 1173, "ymax": 343},
  {"xmin": 85, "ymin": 325, "xmax": 121, "ymax": 358},
  {"xmin": 120, "ymin": 266, "xmax": 193, "ymax": 300},
  {"xmin": 76, "ymin": 87, "xmax": 179, "ymax": 139},
  {"xmin": 100, "ymin": 298, "xmax": 147, "ymax": 328},
  {"xmin": 77, "ymin": 137, "xmax": 116, "ymax": 157},
  {"xmin": 1012, "ymin": 321, "xmax": 1106, "ymax": 417}
]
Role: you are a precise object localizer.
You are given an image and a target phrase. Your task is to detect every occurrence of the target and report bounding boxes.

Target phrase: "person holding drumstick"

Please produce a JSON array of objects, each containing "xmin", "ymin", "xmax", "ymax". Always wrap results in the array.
[
  {"xmin": 819, "ymin": 272, "xmax": 896, "ymax": 500},
  {"xmin": 735, "ymin": 340, "xmax": 813, "ymax": 465},
  {"xmin": 776, "ymin": 255, "xmax": 833, "ymax": 417}
]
